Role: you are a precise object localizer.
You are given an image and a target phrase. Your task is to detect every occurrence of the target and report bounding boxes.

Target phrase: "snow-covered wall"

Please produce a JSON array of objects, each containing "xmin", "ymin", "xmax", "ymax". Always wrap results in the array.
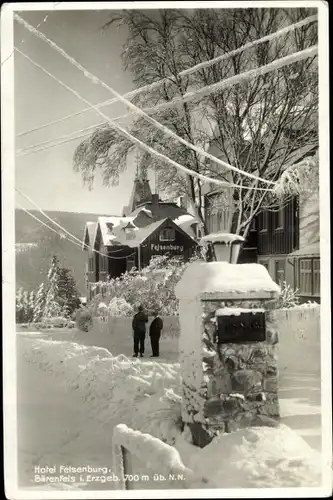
[
  {"xmin": 91, "ymin": 305, "xmax": 320, "ymax": 375},
  {"xmin": 93, "ymin": 316, "xmax": 180, "ymax": 338},
  {"xmin": 277, "ymin": 305, "xmax": 321, "ymax": 375},
  {"xmin": 112, "ymin": 424, "xmax": 194, "ymax": 490}
]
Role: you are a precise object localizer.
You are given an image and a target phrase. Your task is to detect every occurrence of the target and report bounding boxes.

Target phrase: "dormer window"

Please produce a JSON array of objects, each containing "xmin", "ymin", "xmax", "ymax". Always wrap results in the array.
[
  {"xmin": 159, "ymin": 228, "xmax": 175, "ymax": 242},
  {"xmin": 122, "ymin": 221, "xmax": 136, "ymax": 240}
]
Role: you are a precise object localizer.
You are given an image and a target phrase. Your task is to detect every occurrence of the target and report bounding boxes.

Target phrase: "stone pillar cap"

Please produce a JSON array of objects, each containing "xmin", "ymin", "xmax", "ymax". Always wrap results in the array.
[{"xmin": 175, "ymin": 262, "xmax": 280, "ymax": 301}]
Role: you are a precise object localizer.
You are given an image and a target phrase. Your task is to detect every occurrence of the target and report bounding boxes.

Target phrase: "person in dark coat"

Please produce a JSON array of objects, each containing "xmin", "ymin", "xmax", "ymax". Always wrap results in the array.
[
  {"xmin": 149, "ymin": 311, "xmax": 163, "ymax": 357},
  {"xmin": 132, "ymin": 305, "xmax": 148, "ymax": 357}
]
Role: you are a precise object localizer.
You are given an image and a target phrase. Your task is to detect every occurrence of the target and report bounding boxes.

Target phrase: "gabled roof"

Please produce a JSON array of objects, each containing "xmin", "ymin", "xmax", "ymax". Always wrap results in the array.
[
  {"xmin": 82, "ymin": 222, "xmax": 98, "ymax": 250},
  {"xmin": 130, "ymin": 200, "xmax": 194, "ymax": 223},
  {"xmin": 92, "ymin": 216, "xmax": 198, "ymax": 250},
  {"xmin": 95, "ymin": 216, "xmax": 136, "ymax": 248},
  {"xmin": 130, "ymin": 202, "xmax": 200, "ymax": 238}
]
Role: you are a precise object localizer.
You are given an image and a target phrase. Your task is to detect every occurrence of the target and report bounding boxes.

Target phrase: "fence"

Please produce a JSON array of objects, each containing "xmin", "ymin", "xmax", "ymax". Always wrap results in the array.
[
  {"xmin": 112, "ymin": 424, "xmax": 195, "ymax": 490},
  {"xmin": 92, "ymin": 305, "xmax": 320, "ymax": 374}
]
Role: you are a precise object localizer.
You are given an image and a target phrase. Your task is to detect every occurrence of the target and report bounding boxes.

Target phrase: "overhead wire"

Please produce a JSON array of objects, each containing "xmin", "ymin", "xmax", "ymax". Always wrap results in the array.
[
  {"xmin": 15, "ymin": 48, "xmax": 275, "ymax": 194},
  {"xmin": 2, "ymin": 8, "xmax": 58, "ymax": 68},
  {"xmin": 16, "ymin": 128, "xmax": 96, "ymax": 156},
  {"xmin": 16, "ymin": 202, "xmax": 83, "ymax": 248},
  {"xmin": 16, "ymin": 188, "xmax": 140, "ymax": 260},
  {"xmin": 135, "ymin": 46, "xmax": 318, "ymax": 116},
  {"xmin": 14, "ymin": 13, "xmax": 302, "ymax": 187},
  {"xmin": 15, "ymin": 14, "xmax": 317, "ymax": 138},
  {"xmin": 13, "ymin": 14, "xmax": 318, "ymax": 266},
  {"xmin": 14, "ymin": 15, "xmax": 317, "ymax": 189}
]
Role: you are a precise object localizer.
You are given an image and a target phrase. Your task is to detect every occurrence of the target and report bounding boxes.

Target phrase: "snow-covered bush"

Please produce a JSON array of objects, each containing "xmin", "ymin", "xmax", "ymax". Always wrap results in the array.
[
  {"xmin": 91, "ymin": 255, "xmax": 201, "ymax": 316},
  {"xmin": 75, "ymin": 307, "xmax": 93, "ymax": 332},
  {"xmin": 276, "ymin": 281, "xmax": 300, "ymax": 309},
  {"xmin": 107, "ymin": 297, "xmax": 134, "ymax": 317}
]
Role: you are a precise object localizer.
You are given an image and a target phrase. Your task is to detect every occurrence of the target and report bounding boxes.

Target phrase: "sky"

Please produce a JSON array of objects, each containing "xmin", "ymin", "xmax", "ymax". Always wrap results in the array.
[{"xmin": 14, "ymin": 8, "xmax": 155, "ymax": 215}]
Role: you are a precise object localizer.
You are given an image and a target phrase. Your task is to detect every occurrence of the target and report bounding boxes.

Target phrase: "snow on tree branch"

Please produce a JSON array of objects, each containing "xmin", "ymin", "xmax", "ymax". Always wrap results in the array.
[{"xmin": 273, "ymin": 153, "xmax": 318, "ymax": 198}]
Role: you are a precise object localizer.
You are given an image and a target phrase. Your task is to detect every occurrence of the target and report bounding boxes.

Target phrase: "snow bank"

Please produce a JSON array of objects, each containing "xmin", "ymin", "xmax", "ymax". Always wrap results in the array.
[
  {"xmin": 176, "ymin": 424, "xmax": 323, "ymax": 488},
  {"xmin": 113, "ymin": 424, "xmax": 192, "ymax": 478},
  {"xmin": 21, "ymin": 337, "xmax": 324, "ymax": 489},
  {"xmin": 21, "ymin": 337, "xmax": 182, "ymax": 444}
]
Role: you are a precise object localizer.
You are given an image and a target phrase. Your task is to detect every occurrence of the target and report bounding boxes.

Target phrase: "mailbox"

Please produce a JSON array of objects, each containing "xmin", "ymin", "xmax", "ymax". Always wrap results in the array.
[{"xmin": 216, "ymin": 310, "xmax": 266, "ymax": 344}]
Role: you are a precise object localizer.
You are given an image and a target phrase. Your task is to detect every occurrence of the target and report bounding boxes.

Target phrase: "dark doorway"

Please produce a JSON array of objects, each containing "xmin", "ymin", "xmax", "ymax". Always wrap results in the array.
[{"xmin": 108, "ymin": 247, "xmax": 134, "ymax": 279}]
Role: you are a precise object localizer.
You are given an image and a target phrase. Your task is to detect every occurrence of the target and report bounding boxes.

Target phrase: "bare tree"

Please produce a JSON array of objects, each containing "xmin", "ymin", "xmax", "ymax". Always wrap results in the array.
[
  {"xmin": 179, "ymin": 8, "xmax": 318, "ymax": 236},
  {"xmin": 73, "ymin": 8, "xmax": 318, "ymax": 237}
]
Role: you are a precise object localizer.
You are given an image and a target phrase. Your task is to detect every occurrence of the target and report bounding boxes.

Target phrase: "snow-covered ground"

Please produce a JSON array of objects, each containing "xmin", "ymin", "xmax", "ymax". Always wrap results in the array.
[{"xmin": 16, "ymin": 328, "xmax": 324, "ymax": 491}]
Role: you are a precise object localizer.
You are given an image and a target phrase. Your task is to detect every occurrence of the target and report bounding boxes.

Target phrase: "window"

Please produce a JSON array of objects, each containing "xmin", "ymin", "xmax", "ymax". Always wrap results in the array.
[
  {"xmin": 99, "ymin": 253, "xmax": 107, "ymax": 273},
  {"xmin": 88, "ymin": 256, "xmax": 94, "ymax": 272},
  {"xmin": 275, "ymin": 205, "xmax": 284, "ymax": 230},
  {"xmin": 299, "ymin": 258, "xmax": 320, "ymax": 296},
  {"xmin": 216, "ymin": 210, "xmax": 222, "ymax": 231},
  {"xmin": 313, "ymin": 259, "xmax": 320, "ymax": 295},
  {"xmin": 299, "ymin": 258, "xmax": 312, "ymax": 294},
  {"xmin": 125, "ymin": 229, "xmax": 135, "ymax": 240},
  {"xmin": 275, "ymin": 260, "xmax": 285, "ymax": 285},
  {"xmin": 159, "ymin": 228, "xmax": 175, "ymax": 241},
  {"xmin": 260, "ymin": 211, "xmax": 268, "ymax": 231},
  {"xmin": 220, "ymin": 210, "xmax": 229, "ymax": 231},
  {"xmin": 208, "ymin": 212, "xmax": 216, "ymax": 233}
]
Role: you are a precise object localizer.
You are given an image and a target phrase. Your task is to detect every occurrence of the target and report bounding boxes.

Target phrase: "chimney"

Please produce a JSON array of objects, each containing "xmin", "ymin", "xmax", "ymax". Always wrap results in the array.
[{"xmin": 151, "ymin": 194, "xmax": 159, "ymax": 209}]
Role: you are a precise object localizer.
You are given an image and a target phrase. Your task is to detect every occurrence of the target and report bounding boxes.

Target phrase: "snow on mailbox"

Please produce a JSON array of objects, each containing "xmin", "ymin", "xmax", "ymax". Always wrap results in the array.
[{"xmin": 175, "ymin": 261, "xmax": 281, "ymax": 448}]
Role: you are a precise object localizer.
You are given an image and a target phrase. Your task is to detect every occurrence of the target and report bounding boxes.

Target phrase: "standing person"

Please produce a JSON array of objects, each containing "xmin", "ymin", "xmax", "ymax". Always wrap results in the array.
[
  {"xmin": 149, "ymin": 311, "xmax": 163, "ymax": 358},
  {"xmin": 132, "ymin": 305, "xmax": 148, "ymax": 358}
]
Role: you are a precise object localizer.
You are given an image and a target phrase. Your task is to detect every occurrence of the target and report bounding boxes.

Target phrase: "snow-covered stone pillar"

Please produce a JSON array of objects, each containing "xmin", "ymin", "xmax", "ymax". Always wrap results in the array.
[{"xmin": 175, "ymin": 261, "xmax": 281, "ymax": 448}]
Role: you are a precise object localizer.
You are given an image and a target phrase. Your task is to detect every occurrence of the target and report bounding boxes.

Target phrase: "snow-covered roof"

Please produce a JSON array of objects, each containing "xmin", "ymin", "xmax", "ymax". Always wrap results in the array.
[
  {"xmin": 95, "ymin": 216, "xmax": 169, "ymax": 248},
  {"xmin": 200, "ymin": 232, "xmax": 245, "ymax": 245},
  {"xmin": 173, "ymin": 214, "xmax": 200, "ymax": 238},
  {"xmin": 289, "ymin": 242, "xmax": 320, "ymax": 258},
  {"xmin": 129, "ymin": 205, "xmax": 153, "ymax": 219},
  {"xmin": 175, "ymin": 262, "xmax": 280, "ymax": 300}
]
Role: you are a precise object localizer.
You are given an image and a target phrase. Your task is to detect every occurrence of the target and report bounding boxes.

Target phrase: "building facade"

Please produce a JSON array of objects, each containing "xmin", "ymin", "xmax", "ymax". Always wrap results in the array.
[
  {"xmin": 82, "ymin": 176, "xmax": 199, "ymax": 297},
  {"xmin": 256, "ymin": 176, "xmax": 320, "ymax": 303},
  {"xmin": 203, "ymin": 141, "xmax": 320, "ymax": 301}
]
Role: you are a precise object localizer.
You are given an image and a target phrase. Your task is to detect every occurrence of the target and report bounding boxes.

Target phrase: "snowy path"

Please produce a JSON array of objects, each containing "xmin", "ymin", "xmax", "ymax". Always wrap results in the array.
[
  {"xmin": 17, "ymin": 335, "xmax": 115, "ymax": 490},
  {"xmin": 16, "ymin": 328, "xmax": 322, "ymax": 490}
]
